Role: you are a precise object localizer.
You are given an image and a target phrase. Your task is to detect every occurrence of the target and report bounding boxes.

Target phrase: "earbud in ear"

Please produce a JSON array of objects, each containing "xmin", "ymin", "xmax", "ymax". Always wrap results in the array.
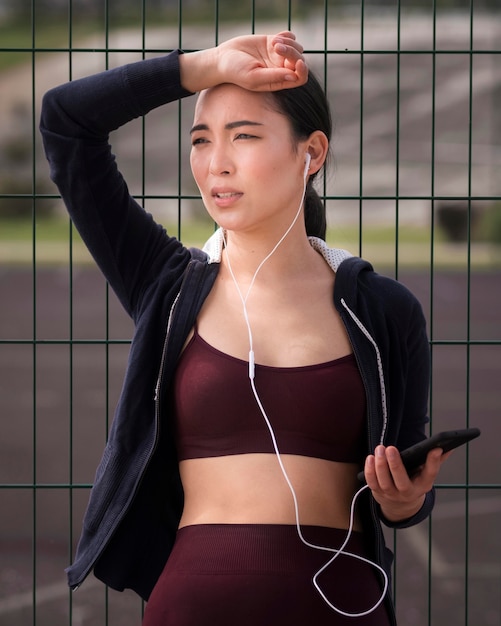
[{"xmin": 303, "ymin": 153, "xmax": 311, "ymax": 179}]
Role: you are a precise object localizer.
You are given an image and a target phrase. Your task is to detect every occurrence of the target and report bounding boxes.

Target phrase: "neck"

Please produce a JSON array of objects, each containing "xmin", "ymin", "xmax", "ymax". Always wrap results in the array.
[{"xmin": 221, "ymin": 222, "xmax": 321, "ymax": 297}]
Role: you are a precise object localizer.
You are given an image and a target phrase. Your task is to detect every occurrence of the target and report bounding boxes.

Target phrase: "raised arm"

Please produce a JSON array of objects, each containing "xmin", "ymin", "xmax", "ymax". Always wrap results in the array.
[
  {"xmin": 40, "ymin": 33, "xmax": 307, "ymax": 316},
  {"xmin": 40, "ymin": 50, "xmax": 193, "ymax": 316}
]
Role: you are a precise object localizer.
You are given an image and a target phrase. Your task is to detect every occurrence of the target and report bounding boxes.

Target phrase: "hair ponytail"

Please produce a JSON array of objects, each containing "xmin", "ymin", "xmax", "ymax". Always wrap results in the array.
[{"xmin": 304, "ymin": 182, "xmax": 326, "ymax": 240}]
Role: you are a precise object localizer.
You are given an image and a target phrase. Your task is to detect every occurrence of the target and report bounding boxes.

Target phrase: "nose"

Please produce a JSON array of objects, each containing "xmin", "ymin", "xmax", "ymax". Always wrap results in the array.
[{"xmin": 209, "ymin": 145, "xmax": 233, "ymax": 176}]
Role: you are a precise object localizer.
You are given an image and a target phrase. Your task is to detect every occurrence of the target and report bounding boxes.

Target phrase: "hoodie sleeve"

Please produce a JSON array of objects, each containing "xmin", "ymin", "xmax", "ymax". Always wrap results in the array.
[
  {"xmin": 39, "ymin": 51, "xmax": 193, "ymax": 318},
  {"xmin": 337, "ymin": 262, "xmax": 436, "ymax": 530},
  {"xmin": 381, "ymin": 290, "xmax": 436, "ymax": 529}
]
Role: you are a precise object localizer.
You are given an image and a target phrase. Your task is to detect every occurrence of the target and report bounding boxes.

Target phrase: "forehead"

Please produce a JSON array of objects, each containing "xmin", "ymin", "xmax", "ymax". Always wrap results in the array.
[{"xmin": 193, "ymin": 84, "xmax": 281, "ymax": 125}]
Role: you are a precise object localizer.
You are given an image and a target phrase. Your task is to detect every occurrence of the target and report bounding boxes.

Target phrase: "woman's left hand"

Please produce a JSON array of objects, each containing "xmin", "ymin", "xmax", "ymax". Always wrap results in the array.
[
  {"xmin": 179, "ymin": 31, "xmax": 308, "ymax": 94},
  {"xmin": 215, "ymin": 31, "xmax": 308, "ymax": 91},
  {"xmin": 363, "ymin": 445, "xmax": 452, "ymax": 523}
]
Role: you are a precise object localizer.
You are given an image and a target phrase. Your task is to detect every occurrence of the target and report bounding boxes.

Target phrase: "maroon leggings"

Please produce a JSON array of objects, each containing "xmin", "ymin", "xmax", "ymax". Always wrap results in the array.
[{"xmin": 142, "ymin": 524, "xmax": 392, "ymax": 626}]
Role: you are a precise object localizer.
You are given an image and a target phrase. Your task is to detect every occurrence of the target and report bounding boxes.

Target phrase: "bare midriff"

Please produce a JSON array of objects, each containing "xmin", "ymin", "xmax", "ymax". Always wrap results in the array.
[{"xmin": 178, "ymin": 453, "xmax": 363, "ymax": 531}]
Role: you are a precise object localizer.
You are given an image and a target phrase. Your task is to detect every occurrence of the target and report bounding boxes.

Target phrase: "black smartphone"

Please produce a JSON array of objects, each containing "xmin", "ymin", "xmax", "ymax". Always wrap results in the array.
[{"xmin": 357, "ymin": 427, "xmax": 481, "ymax": 483}]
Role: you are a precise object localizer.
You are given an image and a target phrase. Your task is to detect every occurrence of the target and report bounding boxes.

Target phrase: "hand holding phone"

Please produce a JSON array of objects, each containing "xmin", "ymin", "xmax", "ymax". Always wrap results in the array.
[{"xmin": 358, "ymin": 427, "xmax": 481, "ymax": 483}]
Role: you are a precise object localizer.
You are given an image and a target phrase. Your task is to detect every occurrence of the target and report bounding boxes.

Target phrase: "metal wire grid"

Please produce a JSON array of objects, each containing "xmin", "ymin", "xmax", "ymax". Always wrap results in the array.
[{"xmin": 0, "ymin": 0, "xmax": 500, "ymax": 624}]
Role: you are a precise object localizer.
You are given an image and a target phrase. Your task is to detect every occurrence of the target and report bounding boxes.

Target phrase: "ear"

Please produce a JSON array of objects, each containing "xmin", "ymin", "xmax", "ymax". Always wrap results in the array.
[{"xmin": 303, "ymin": 131, "xmax": 329, "ymax": 176}]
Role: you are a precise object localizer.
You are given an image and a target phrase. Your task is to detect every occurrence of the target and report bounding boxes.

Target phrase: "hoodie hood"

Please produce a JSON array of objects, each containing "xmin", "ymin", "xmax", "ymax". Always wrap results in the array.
[{"xmin": 202, "ymin": 227, "xmax": 354, "ymax": 272}]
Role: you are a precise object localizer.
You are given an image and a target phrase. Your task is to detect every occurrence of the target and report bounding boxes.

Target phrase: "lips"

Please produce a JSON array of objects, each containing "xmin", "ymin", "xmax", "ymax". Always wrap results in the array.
[
  {"xmin": 215, "ymin": 192, "xmax": 240, "ymax": 199},
  {"xmin": 212, "ymin": 187, "xmax": 242, "ymax": 198},
  {"xmin": 211, "ymin": 187, "xmax": 243, "ymax": 206}
]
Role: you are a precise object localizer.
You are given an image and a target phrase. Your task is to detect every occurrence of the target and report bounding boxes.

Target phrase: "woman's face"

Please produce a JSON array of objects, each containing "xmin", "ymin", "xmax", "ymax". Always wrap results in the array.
[{"xmin": 190, "ymin": 83, "xmax": 307, "ymax": 237}]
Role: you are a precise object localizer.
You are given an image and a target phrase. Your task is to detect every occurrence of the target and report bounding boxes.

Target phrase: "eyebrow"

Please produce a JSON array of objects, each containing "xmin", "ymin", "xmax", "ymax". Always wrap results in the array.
[{"xmin": 190, "ymin": 120, "xmax": 264, "ymax": 134}]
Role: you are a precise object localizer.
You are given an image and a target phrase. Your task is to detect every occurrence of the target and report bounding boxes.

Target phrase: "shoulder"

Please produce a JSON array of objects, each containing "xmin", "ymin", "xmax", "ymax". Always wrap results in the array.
[
  {"xmin": 305, "ymin": 238, "xmax": 422, "ymax": 318},
  {"xmin": 335, "ymin": 256, "xmax": 425, "ymax": 331}
]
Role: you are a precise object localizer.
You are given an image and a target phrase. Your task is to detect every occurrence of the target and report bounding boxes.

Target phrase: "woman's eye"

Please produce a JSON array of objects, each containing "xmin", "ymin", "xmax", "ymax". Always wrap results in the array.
[
  {"xmin": 191, "ymin": 137, "xmax": 208, "ymax": 146},
  {"xmin": 235, "ymin": 133, "xmax": 257, "ymax": 140}
]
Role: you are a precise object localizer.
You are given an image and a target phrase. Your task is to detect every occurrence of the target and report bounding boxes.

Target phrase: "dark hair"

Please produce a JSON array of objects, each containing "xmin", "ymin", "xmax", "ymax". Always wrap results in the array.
[{"xmin": 267, "ymin": 71, "xmax": 332, "ymax": 240}]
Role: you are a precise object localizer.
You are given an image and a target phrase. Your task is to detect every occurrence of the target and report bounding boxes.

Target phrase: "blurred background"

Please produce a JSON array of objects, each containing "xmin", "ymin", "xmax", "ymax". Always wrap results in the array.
[{"xmin": 0, "ymin": 1, "xmax": 500, "ymax": 625}]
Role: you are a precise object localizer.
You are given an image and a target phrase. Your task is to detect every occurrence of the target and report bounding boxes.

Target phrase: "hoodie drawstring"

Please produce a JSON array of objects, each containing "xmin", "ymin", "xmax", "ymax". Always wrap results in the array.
[{"xmin": 340, "ymin": 297, "xmax": 388, "ymax": 447}]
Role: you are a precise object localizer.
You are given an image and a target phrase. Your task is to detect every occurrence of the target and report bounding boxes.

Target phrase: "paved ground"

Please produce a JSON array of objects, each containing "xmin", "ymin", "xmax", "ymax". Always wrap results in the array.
[{"xmin": 1, "ymin": 10, "xmax": 500, "ymax": 626}]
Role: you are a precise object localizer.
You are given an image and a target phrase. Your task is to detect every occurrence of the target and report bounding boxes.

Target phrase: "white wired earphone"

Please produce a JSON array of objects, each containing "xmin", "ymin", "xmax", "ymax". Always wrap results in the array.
[{"xmin": 223, "ymin": 151, "xmax": 388, "ymax": 618}]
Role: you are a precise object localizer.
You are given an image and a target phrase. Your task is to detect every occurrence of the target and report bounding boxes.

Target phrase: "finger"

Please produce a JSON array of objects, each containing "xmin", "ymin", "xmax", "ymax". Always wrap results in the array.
[
  {"xmin": 419, "ymin": 448, "xmax": 443, "ymax": 481},
  {"xmin": 272, "ymin": 33, "xmax": 304, "ymax": 56},
  {"xmin": 373, "ymin": 445, "xmax": 396, "ymax": 490},
  {"xmin": 274, "ymin": 30, "xmax": 296, "ymax": 39},
  {"xmin": 248, "ymin": 65, "xmax": 308, "ymax": 91},
  {"xmin": 400, "ymin": 448, "xmax": 442, "ymax": 495},
  {"xmin": 269, "ymin": 56, "xmax": 308, "ymax": 87},
  {"xmin": 384, "ymin": 446, "xmax": 413, "ymax": 490},
  {"xmin": 272, "ymin": 40, "xmax": 304, "ymax": 61},
  {"xmin": 271, "ymin": 30, "xmax": 303, "ymax": 52},
  {"xmin": 363, "ymin": 454, "xmax": 377, "ymax": 487},
  {"xmin": 440, "ymin": 449, "xmax": 454, "ymax": 464},
  {"xmin": 291, "ymin": 58, "xmax": 308, "ymax": 83}
]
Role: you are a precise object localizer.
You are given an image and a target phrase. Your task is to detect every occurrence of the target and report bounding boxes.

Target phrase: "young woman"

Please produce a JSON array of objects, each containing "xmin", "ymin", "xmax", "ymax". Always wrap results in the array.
[{"xmin": 40, "ymin": 31, "xmax": 447, "ymax": 625}]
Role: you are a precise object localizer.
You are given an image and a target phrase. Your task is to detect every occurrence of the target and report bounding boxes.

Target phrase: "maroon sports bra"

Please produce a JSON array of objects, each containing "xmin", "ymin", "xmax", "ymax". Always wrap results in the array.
[{"xmin": 172, "ymin": 327, "xmax": 366, "ymax": 464}]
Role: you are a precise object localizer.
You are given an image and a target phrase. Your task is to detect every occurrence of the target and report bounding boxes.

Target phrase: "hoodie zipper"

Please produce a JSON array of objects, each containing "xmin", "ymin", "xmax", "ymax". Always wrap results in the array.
[
  {"xmin": 153, "ymin": 256, "xmax": 211, "ymax": 415},
  {"xmin": 154, "ymin": 291, "xmax": 181, "ymax": 404},
  {"xmin": 339, "ymin": 297, "xmax": 395, "ymax": 622}
]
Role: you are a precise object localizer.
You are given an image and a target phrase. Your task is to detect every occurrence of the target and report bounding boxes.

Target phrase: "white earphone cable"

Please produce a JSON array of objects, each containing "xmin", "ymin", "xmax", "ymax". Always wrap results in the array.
[{"xmin": 222, "ymin": 156, "xmax": 388, "ymax": 617}]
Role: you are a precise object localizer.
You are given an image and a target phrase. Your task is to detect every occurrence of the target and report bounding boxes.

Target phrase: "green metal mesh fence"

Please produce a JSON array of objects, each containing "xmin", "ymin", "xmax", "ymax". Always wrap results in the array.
[{"xmin": 0, "ymin": 1, "xmax": 500, "ymax": 625}]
